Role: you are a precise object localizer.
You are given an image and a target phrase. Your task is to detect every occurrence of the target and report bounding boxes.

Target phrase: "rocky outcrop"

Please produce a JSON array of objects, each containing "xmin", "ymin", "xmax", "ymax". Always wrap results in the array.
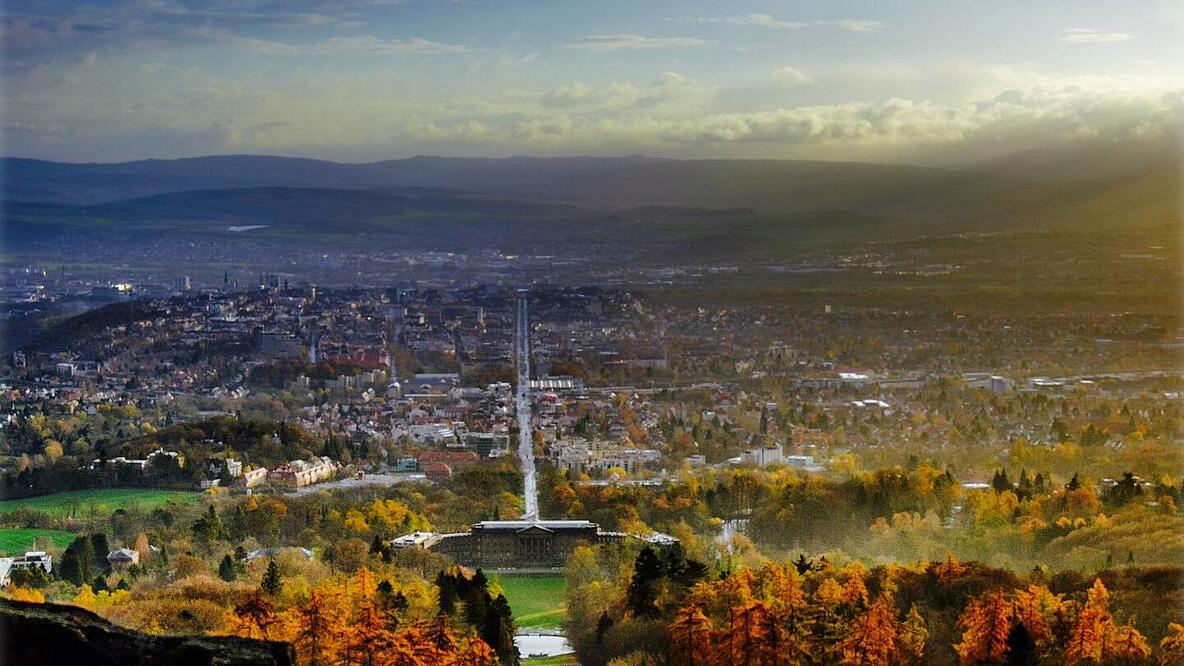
[{"xmin": 0, "ymin": 599, "xmax": 294, "ymax": 665}]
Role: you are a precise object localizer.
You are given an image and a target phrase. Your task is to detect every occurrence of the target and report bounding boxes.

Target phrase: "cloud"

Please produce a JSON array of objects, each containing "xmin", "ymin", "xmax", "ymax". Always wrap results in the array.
[
  {"xmin": 815, "ymin": 19, "xmax": 888, "ymax": 33},
  {"xmin": 654, "ymin": 88, "xmax": 1182, "ymax": 151},
  {"xmin": 562, "ymin": 34, "xmax": 712, "ymax": 51},
  {"xmin": 670, "ymin": 16, "xmax": 886, "ymax": 33},
  {"xmin": 1060, "ymin": 29, "xmax": 1133, "ymax": 43},
  {"xmin": 634, "ymin": 72, "xmax": 713, "ymax": 109},
  {"xmin": 541, "ymin": 81, "xmax": 640, "ymax": 109},
  {"xmin": 2, "ymin": 121, "xmax": 69, "ymax": 137},
  {"xmin": 771, "ymin": 67, "xmax": 812, "ymax": 87},
  {"xmin": 236, "ymin": 35, "xmax": 468, "ymax": 55},
  {"xmin": 719, "ymin": 14, "xmax": 808, "ymax": 30}
]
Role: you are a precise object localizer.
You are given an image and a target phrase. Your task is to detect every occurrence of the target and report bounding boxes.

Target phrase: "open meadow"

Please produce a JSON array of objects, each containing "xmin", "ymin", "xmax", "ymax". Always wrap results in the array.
[
  {"xmin": 0, "ymin": 528, "xmax": 76, "ymax": 555},
  {"xmin": 493, "ymin": 574, "xmax": 566, "ymax": 629},
  {"xmin": 0, "ymin": 489, "xmax": 200, "ymax": 518}
]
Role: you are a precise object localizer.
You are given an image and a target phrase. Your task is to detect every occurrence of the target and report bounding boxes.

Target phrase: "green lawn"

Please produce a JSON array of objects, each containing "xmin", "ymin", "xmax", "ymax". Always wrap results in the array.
[
  {"xmin": 0, "ymin": 528, "xmax": 76, "ymax": 555},
  {"xmin": 493, "ymin": 574, "xmax": 567, "ymax": 629},
  {"xmin": 522, "ymin": 655, "xmax": 577, "ymax": 666},
  {"xmin": 0, "ymin": 489, "xmax": 200, "ymax": 517}
]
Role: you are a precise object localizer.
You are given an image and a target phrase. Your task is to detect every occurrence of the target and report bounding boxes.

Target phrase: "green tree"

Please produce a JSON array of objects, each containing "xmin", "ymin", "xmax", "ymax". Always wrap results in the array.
[
  {"xmin": 261, "ymin": 559, "xmax": 282, "ymax": 596},
  {"xmin": 89, "ymin": 533, "xmax": 110, "ymax": 571},
  {"xmin": 219, "ymin": 554, "xmax": 237, "ymax": 582},
  {"xmin": 60, "ymin": 536, "xmax": 93, "ymax": 586},
  {"xmin": 1005, "ymin": 622, "xmax": 1038, "ymax": 665},
  {"xmin": 626, "ymin": 547, "xmax": 664, "ymax": 619}
]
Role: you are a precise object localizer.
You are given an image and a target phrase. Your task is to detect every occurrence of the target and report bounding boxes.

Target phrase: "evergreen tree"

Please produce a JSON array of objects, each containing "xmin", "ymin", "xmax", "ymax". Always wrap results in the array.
[
  {"xmin": 595, "ymin": 612, "xmax": 614, "ymax": 645},
  {"xmin": 626, "ymin": 547, "xmax": 664, "ymax": 619},
  {"xmin": 376, "ymin": 579, "xmax": 397, "ymax": 611},
  {"xmin": 992, "ymin": 469, "xmax": 1013, "ymax": 493},
  {"xmin": 436, "ymin": 570, "xmax": 459, "ymax": 615},
  {"xmin": 260, "ymin": 559, "xmax": 282, "ymax": 596},
  {"xmin": 369, "ymin": 534, "xmax": 386, "ymax": 556},
  {"xmin": 1005, "ymin": 622, "xmax": 1038, "ymax": 665},
  {"xmin": 480, "ymin": 594, "xmax": 518, "ymax": 665},
  {"xmin": 793, "ymin": 554, "xmax": 816, "ymax": 575},
  {"xmin": 1017, "ymin": 469, "xmax": 1033, "ymax": 500},
  {"xmin": 60, "ymin": 536, "xmax": 93, "ymax": 585},
  {"xmin": 92, "ymin": 575, "xmax": 109, "ymax": 593},
  {"xmin": 391, "ymin": 591, "xmax": 409, "ymax": 613},
  {"xmin": 1066, "ymin": 473, "xmax": 1082, "ymax": 491},
  {"xmin": 219, "ymin": 554, "xmax": 237, "ymax": 582},
  {"xmin": 89, "ymin": 533, "xmax": 110, "ymax": 571}
]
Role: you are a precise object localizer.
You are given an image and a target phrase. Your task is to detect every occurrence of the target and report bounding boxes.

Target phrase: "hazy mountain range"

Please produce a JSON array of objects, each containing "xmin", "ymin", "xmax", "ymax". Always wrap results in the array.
[{"xmin": 1, "ymin": 143, "xmax": 1178, "ymax": 252}]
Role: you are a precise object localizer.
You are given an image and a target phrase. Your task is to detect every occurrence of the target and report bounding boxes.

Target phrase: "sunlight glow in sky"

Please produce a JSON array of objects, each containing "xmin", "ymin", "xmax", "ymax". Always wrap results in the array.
[{"xmin": 2, "ymin": 0, "xmax": 1181, "ymax": 163}]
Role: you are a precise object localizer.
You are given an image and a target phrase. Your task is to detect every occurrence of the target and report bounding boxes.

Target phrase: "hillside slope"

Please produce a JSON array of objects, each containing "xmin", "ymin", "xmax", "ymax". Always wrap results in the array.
[{"xmin": 0, "ymin": 599, "xmax": 293, "ymax": 665}]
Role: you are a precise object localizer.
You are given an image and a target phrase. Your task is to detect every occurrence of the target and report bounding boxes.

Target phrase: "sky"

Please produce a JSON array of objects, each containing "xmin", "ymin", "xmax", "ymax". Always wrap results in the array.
[{"xmin": 1, "ymin": 0, "xmax": 1181, "ymax": 164}]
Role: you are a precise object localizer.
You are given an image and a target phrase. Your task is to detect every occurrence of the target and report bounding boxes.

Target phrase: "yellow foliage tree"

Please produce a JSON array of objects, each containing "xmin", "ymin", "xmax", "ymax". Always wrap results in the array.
[
  {"xmin": 1066, "ymin": 579, "xmax": 1114, "ymax": 664},
  {"xmin": 955, "ymin": 589, "xmax": 1013, "ymax": 664},
  {"xmin": 838, "ymin": 597, "xmax": 899, "ymax": 666},
  {"xmin": 1158, "ymin": 622, "xmax": 1184, "ymax": 666}
]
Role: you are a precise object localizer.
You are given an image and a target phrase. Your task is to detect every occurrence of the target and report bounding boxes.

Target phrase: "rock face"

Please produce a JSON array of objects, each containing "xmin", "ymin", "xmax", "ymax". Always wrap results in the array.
[{"xmin": 0, "ymin": 599, "xmax": 294, "ymax": 665}]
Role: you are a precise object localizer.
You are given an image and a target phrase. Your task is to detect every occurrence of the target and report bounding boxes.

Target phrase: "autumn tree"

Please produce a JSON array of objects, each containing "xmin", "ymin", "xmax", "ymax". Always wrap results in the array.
[
  {"xmin": 898, "ymin": 605, "xmax": 927, "ymax": 664},
  {"xmin": 292, "ymin": 589, "xmax": 348, "ymax": 666},
  {"xmin": 1158, "ymin": 623, "xmax": 1184, "ymax": 666},
  {"xmin": 669, "ymin": 605, "xmax": 714, "ymax": 666},
  {"xmin": 227, "ymin": 592, "xmax": 280, "ymax": 640},
  {"xmin": 838, "ymin": 597, "xmax": 899, "ymax": 666},
  {"xmin": 1066, "ymin": 579, "xmax": 1113, "ymax": 664},
  {"xmin": 1107, "ymin": 622, "xmax": 1152, "ymax": 664},
  {"xmin": 956, "ymin": 589, "xmax": 1013, "ymax": 664}
]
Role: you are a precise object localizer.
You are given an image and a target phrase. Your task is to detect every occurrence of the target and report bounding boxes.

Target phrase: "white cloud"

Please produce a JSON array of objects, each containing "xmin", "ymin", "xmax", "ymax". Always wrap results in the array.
[
  {"xmin": 1060, "ymin": 29, "xmax": 1133, "ymax": 43},
  {"xmin": 634, "ymin": 72, "xmax": 713, "ymax": 109},
  {"xmin": 771, "ymin": 67, "xmax": 812, "ymax": 87},
  {"xmin": 696, "ymin": 13, "xmax": 809, "ymax": 29},
  {"xmin": 670, "ymin": 15, "xmax": 886, "ymax": 33},
  {"xmin": 242, "ymin": 35, "xmax": 468, "ymax": 55},
  {"xmin": 719, "ymin": 14, "xmax": 808, "ymax": 29},
  {"xmin": 541, "ymin": 81, "xmax": 640, "ymax": 109},
  {"xmin": 562, "ymin": 34, "xmax": 712, "ymax": 51},
  {"xmin": 815, "ymin": 19, "xmax": 888, "ymax": 33},
  {"xmin": 4, "ymin": 46, "xmax": 1179, "ymax": 165}
]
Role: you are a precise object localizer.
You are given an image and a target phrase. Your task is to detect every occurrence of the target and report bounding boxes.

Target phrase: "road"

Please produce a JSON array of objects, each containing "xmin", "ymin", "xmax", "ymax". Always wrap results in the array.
[{"xmin": 516, "ymin": 293, "xmax": 539, "ymax": 519}]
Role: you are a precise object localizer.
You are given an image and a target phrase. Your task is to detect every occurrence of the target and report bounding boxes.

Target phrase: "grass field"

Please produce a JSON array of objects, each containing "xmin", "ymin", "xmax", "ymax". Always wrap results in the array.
[
  {"xmin": 493, "ymin": 574, "xmax": 567, "ymax": 629},
  {"xmin": 0, "ymin": 489, "xmax": 200, "ymax": 517},
  {"xmin": 522, "ymin": 655, "xmax": 577, "ymax": 665},
  {"xmin": 0, "ymin": 528, "xmax": 76, "ymax": 555}
]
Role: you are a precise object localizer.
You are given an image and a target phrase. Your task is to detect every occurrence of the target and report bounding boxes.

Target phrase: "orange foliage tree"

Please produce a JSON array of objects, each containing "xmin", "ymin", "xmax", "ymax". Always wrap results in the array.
[
  {"xmin": 838, "ymin": 598, "xmax": 899, "ymax": 666},
  {"xmin": 955, "ymin": 589, "xmax": 1013, "ymax": 664}
]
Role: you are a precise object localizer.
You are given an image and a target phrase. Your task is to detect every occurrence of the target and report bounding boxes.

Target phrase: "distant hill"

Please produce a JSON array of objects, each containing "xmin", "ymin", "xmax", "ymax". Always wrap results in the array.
[
  {"xmin": 2, "ymin": 147, "xmax": 1178, "ymax": 247},
  {"xmin": 0, "ymin": 154, "xmax": 964, "ymax": 211}
]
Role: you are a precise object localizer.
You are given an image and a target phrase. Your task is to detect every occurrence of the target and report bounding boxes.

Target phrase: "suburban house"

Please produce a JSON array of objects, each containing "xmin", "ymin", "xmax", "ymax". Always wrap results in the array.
[
  {"xmin": 240, "ymin": 467, "xmax": 268, "ymax": 488},
  {"xmin": 268, "ymin": 457, "xmax": 338, "ymax": 487},
  {"xmin": 107, "ymin": 548, "xmax": 140, "ymax": 569},
  {"xmin": 1, "ymin": 551, "xmax": 53, "ymax": 584}
]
